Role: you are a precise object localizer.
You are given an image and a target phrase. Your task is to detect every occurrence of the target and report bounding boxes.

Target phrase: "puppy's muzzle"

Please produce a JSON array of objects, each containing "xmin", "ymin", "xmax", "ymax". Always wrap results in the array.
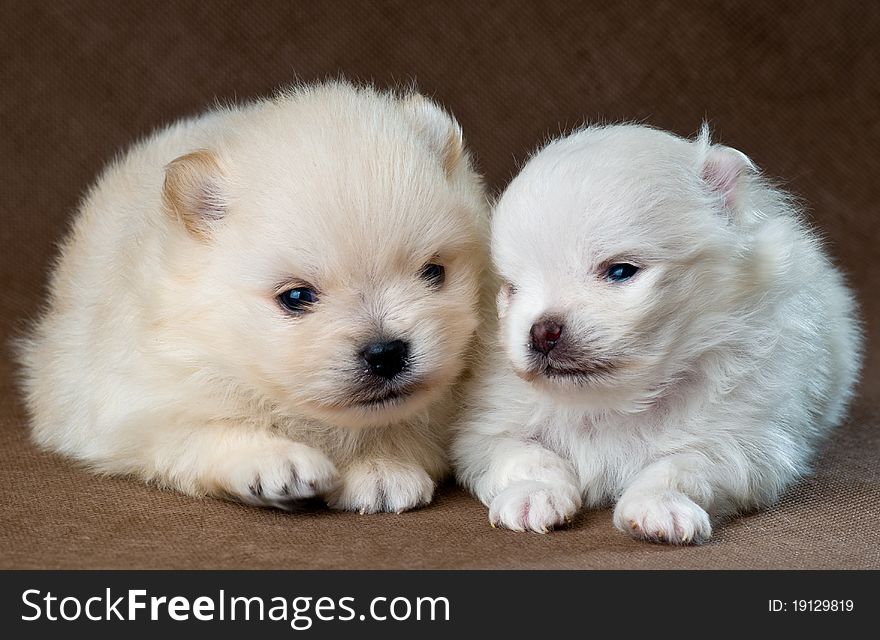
[
  {"xmin": 529, "ymin": 319, "xmax": 563, "ymax": 355},
  {"xmin": 520, "ymin": 318, "xmax": 617, "ymax": 382},
  {"xmin": 361, "ymin": 339, "xmax": 409, "ymax": 380}
]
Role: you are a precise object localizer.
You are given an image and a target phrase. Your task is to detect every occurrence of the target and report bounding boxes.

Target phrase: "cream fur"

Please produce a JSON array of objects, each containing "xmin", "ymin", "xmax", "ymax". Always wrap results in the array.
[
  {"xmin": 452, "ymin": 124, "xmax": 863, "ymax": 543},
  {"xmin": 19, "ymin": 82, "xmax": 490, "ymax": 514}
]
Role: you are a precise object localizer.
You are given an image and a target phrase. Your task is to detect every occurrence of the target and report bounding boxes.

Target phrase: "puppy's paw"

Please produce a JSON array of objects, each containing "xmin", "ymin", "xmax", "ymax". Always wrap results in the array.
[
  {"xmin": 488, "ymin": 480, "xmax": 582, "ymax": 533},
  {"xmin": 614, "ymin": 490, "xmax": 711, "ymax": 545},
  {"xmin": 327, "ymin": 461, "xmax": 435, "ymax": 514},
  {"xmin": 225, "ymin": 442, "xmax": 339, "ymax": 511}
]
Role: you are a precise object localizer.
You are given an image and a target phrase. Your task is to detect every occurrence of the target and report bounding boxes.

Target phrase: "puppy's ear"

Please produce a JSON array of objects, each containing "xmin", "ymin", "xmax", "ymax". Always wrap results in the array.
[
  {"xmin": 402, "ymin": 94, "xmax": 465, "ymax": 178},
  {"xmin": 697, "ymin": 125, "xmax": 756, "ymax": 210},
  {"xmin": 162, "ymin": 149, "xmax": 228, "ymax": 239},
  {"xmin": 702, "ymin": 146, "xmax": 756, "ymax": 209}
]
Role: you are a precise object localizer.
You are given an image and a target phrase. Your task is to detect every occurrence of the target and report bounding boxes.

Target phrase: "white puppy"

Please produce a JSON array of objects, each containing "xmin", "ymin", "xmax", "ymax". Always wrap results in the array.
[
  {"xmin": 20, "ymin": 82, "xmax": 490, "ymax": 514},
  {"xmin": 453, "ymin": 124, "xmax": 862, "ymax": 543}
]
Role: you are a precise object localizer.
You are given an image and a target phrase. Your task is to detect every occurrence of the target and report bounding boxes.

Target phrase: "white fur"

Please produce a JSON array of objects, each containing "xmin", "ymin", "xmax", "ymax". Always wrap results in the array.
[
  {"xmin": 19, "ymin": 82, "xmax": 490, "ymax": 514},
  {"xmin": 453, "ymin": 124, "xmax": 863, "ymax": 543}
]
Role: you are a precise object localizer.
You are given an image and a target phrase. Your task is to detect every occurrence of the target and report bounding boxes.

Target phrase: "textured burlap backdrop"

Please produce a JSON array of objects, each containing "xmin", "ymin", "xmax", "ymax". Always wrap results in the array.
[{"xmin": 1, "ymin": 1, "xmax": 878, "ymax": 568}]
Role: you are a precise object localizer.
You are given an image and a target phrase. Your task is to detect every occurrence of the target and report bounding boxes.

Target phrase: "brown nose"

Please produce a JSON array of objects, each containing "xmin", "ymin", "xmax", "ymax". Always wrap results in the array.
[{"xmin": 529, "ymin": 320, "xmax": 563, "ymax": 355}]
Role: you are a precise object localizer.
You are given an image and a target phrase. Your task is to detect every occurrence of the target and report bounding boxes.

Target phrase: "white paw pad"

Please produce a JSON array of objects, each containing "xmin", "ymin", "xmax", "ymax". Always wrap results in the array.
[
  {"xmin": 328, "ymin": 461, "xmax": 435, "ymax": 514},
  {"xmin": 488, "ymin": 480, "xmax": 581, "ymax": 533},
  {"xmin": 614, "ymin": 490, "xmax": 712, "ymax": 544},
  {"xmin": 228, "ymin": 442, "xmax": 339, "ymax": 511}
]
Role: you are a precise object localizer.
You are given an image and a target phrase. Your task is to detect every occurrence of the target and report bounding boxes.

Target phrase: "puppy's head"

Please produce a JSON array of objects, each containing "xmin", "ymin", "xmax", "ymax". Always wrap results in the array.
[
  {"xmin": 161, "ymin": 83, "xmax": 488, "ymax": 428},
  {"xmin": 493, "ymin": 124, "xmax": 761, "ymax": 411}
]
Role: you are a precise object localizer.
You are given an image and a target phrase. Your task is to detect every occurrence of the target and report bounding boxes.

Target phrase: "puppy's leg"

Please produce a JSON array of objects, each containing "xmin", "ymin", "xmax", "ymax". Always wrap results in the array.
[
  {"xmin": 456, "ymin": 430, "xmax": 581, "ymax": 533},
  {"xmin": 613, "ymin": 454, "xmax": 717, "ymax": 544},
  {"xmin": 328, "ymin": 459, "xmax": 436, "ymax": 514},
  {"xmin": 327, "ymin": 426, "xmax": 445, "ymax": 514},
  {"xmin": 130, "ymin": 423, "xmax": 339, "ymax": 510}
]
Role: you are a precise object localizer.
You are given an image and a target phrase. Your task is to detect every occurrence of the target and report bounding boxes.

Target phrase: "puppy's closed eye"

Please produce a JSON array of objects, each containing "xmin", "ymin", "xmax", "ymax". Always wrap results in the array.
[
  {"xmin": 496, "ymin": 282, "xmax": 516, "ymax": 319},
  {"xmin": 419, "ymin": 262, "xmax": 445, "ymax": 288}
]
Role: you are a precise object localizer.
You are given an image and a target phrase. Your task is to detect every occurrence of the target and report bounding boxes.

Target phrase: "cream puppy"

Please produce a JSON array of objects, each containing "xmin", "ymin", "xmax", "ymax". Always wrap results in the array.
[
  {"xmin": 20, "ymin": 82, "xmax": 489, "ymax": 514},
  {"xmin": 453, "ymin": 124, "xmax": 862, "ymax": 543}
]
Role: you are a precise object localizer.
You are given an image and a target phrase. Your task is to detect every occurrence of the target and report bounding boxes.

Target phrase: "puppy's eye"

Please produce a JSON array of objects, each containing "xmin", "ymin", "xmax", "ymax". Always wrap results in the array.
[
  {"xmin": 605, "ymin": 263, "xmax": 639, "ymax": 282},
  {"xmin": 419, "ymin": 263, "xmax": 445, "ymax": 288},
  {"xmin": 503, "ymin": 282, "xmax": 517, "ymax": 296},
  {"xmin": 278, "ymin": 287, "xmax": 319, "ymax": 313}
]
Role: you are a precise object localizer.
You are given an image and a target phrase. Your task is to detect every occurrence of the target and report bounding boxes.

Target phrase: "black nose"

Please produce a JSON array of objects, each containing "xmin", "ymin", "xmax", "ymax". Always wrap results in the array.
[
  {"xmin": 530, "ymin": 320, "xmax": 563, "ymax": 355},
  {"xmin": 361, "ymin": 339, "xmax": 409, "ymax": 379}
]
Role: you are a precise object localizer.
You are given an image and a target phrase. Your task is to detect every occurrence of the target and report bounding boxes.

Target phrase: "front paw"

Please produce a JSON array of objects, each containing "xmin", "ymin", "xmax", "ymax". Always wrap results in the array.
[
  {"xmin": 225, "ymin": 442, "xmax": 339, "ymax": 511},
  {"xmin": 488, "ymin": 480, "xmax": 582, "ymax": 533},
  {"xmin": 327, "ymin": 461, "xmax": 435, "ymax": 514},
  {"xmin": 614, "ymin": 489, "xmax": 712, "ymax": 545}
]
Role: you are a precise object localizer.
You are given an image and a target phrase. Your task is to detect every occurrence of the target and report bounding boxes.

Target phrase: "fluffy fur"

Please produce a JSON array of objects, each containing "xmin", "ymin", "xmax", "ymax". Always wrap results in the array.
[
  {"xmin": 19, "ymin": 82, "xmax": 490, "ymax": 514},
  {"xmin": 452, "ymin": 123, "xmax": 863, "ymax": 543}
]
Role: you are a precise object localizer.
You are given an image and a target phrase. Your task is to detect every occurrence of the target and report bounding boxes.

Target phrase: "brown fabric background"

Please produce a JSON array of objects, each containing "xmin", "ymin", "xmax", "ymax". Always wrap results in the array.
[{"xmin": 1, "ymin": 0, "xmax": 878, "ymax": 569}]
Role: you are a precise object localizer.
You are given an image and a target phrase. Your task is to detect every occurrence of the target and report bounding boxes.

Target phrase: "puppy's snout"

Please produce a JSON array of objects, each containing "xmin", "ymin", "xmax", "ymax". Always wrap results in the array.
[
  {"xmin": 361, "ymin": 339, "xmax": 409, "ymax": 379},
  {"xmin": 529, "ymin": 320, "xmax": 563, "ymax": 355}
]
